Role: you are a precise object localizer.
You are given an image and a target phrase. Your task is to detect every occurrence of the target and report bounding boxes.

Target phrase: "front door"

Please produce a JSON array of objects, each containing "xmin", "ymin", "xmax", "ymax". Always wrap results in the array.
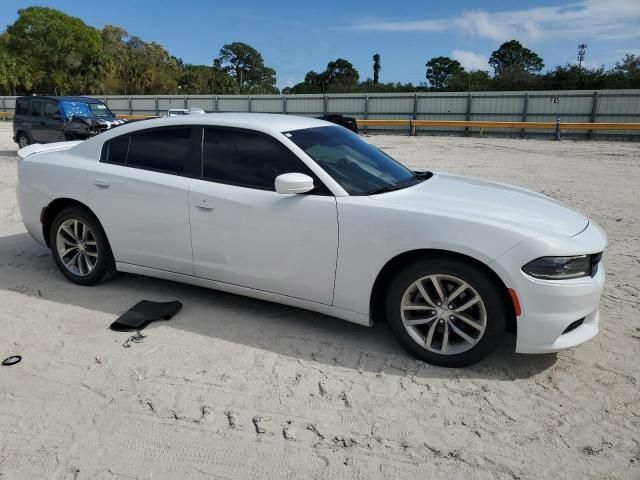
[{"xmin": 189, "ymin": 127, "xmax": 338, "ymax": 305}]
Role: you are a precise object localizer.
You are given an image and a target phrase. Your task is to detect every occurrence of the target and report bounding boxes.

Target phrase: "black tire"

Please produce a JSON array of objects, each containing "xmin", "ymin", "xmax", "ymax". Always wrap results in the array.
[
  {"xmin": 49, "ymin": 206, "xmax": 117, "ymax": 286},
  {"xmin": 385, "ymin": 257, "xmax": 507, "ymax": 367},
  {"xmin": 17, "ymin": 132, "xmax": 30, "ymax": 149}
]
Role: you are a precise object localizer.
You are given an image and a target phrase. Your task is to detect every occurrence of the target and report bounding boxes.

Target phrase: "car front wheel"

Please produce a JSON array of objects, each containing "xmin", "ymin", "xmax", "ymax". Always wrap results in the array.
[
  {"xmin": 17, "ymin": 133, "xmax": 30, "ymax": 149},
  {"xmin": 385, "ymin": 257, "xmax": 507, "ymax": 367},
  {"xmin": 49, "ymin": 206, "xmax": 117, "ymax": 286}
]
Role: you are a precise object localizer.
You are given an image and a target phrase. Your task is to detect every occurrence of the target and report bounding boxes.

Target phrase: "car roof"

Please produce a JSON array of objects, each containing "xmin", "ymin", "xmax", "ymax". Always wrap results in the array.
[
  {"xmin": 16, "ymin": 96, "xmax": 105, "ymax": 104},
  {"xmin": 72, "ymin": 113, "xmax": 336, "ymax": 159},
  {"xmin": 114, "ymin": 113, "xmax": 331, "ymax": 135}
]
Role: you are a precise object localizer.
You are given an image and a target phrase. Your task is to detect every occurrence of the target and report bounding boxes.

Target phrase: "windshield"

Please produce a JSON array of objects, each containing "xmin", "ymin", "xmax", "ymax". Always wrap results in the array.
[
  {"xmin": 59, "ymin": 101, "xmax": 114, "ymax": 121},
  {"xmin": 284, "ymin": 125, "xmax": 421, "ymax": 195},
  {"xmin": 89, "ymin": 102, "xmax": 113, "ymax": 118}
]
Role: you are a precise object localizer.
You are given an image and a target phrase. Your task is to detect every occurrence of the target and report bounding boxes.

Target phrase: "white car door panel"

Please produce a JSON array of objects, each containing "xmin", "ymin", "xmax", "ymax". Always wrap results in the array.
[
  {"xmin": 190, "ymin": 180, "xmax": 338, "ymax": 305},
  {"xmin": 88, "ymin": 163, "xmax": 194, "ymax": 275}
]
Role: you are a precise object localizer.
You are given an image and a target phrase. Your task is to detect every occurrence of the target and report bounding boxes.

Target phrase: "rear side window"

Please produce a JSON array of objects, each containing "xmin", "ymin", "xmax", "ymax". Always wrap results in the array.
[
  {"xmin": 30, "ymin": 100, "xmax": 42, "ymax": 118},
  {"xmin": 202, "ymin": 128, "xmax": 321, "ymax": 191},
  {"xmin": 103, "ymin": 135, "xmax": 130, "ymax": 164},
  {"xmin": 126, "ymin": 128, "xmax": 192, "ymax": 174},
  {"xmin": 16, "ymin": 99, "xmax": 29, "ymax": 116}
]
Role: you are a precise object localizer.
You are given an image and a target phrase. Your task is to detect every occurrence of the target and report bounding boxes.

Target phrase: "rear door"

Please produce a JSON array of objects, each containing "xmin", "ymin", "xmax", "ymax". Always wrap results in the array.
[
  {"xmin": 189, "ymin": 127, "xmax": 339, "ymax": 305},
  {"xmin": 88, "ymin": 127, "xmax": 199, "ymax": 275}
]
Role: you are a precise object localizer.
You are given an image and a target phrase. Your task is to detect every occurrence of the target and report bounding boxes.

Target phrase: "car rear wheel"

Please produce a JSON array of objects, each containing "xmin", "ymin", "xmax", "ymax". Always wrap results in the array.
[
  {"xmin": 385, "ymin": 257, "xmax": 507, "ymax": 367},
  {"xmin": 49, "ymin": 206, "xmax": 117, "ymax": 286},
  {"xmin": 17, "ymin": 133, "xmax": 30, "ymax": 149}
]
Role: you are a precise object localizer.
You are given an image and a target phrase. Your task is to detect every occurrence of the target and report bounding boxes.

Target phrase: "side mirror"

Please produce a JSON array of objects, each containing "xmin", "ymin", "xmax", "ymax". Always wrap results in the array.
[{"xmin": 275, "ymin": 173, "xmax": 314, "ymax": 194}]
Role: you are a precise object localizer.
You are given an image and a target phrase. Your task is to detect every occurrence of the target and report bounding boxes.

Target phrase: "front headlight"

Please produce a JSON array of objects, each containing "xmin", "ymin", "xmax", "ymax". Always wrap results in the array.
[{"xmin": 522, "ymin": 255, "xmax": 597, "ymax": 280}]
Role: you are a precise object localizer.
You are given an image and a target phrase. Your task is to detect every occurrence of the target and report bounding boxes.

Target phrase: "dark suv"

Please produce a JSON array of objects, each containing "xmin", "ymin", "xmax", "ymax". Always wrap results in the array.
[{"xmin": 13, "ymin": 96, "xmax": 126, "ymax": 148}]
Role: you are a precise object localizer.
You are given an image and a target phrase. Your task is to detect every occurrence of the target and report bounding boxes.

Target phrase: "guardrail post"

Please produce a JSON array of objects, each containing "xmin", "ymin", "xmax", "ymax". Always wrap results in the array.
[
  {"xmin": 465, "ymin": 92, "xmax": 472, "ymax": 137},
  {"xmin": 589, "ymin": 91, "xmax": 599, "ymax": 139},
  {"xmin": 128, "ymin": 96, "xmax": 133, "ymax": 116},
  {"xmin": 154, "ymin": 96, "xmax": 159, "ymax": 116},
  {"xmin": 1, "ymin": 97, "xmax": 5, "ymax": 121},
  {"xmin": 214, "ymin": 95, "xmax": 218, "ymax": 112},
  {"xmin": 413, "ymin": 93, "xmax": 418, "ymax": 135},
  {"xmin": 282, "ymin": 95, "xmax": 287, "ymax": 114},
  {"xmin": 554, "ymin": 116, "xmax": 561, "ymax": 141},
  {"xmin": 364, "ymin": 94, "xmax": 369, "ymax": 134},
  {"xmin": 521, "ymin": 93, "xmax": 529, "ymax": 138},
  {"xmin": 323, "ymin": 94, "xmax": 328, "ymax": 115},
  {"xmin": 247, "ymin": 95, "xmax": 252, "ymax": 113},
  {"xmin": 183, "ymin": 95, "xmax": 188, "ymax": 109}
]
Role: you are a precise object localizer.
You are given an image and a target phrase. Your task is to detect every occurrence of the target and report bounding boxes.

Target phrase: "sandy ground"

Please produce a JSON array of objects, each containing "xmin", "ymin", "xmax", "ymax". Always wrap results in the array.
[{"xmin": 0, "ymin": 122, "xmax": 638, "ymax": 480}]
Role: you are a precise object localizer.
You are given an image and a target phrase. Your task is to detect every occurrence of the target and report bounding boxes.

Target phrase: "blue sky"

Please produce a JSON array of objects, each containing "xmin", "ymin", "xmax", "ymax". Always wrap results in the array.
[{"xmin": 3, "ymin": 0, "xmax": 640, "ymax": 88}]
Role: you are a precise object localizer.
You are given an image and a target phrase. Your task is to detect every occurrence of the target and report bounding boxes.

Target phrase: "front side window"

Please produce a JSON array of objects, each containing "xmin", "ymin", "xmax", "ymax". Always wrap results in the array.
[
  {"xmin": 44, "ymin": 102, "xmax": 61, "ymax": 121},
  {"xmin": 30, "ymin": 100, "xmax": 42, "ymax": 118},
  {"xmin": 285, "ymin": 126, "xmax": 422, "ymax": 195},
  {"xmin": 202, "ymin": 128, "xmax": 322, "ymax": 192}
]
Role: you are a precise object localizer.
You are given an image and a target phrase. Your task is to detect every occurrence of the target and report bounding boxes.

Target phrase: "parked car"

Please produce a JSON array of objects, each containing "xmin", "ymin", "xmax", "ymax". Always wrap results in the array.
[
  {"xmin": 13, "ymin": 96, "xmax": 126, "ymax": 148},
  {"xmin": 165, "ymin": 107, "xmax": 207, "ymax": 117},
  {"xmin": 318, "ymin": 114, "xmax": 358, "ymax": 133},
  {"xmin": 16, "ymin": 113, "xmax": 606, "ymax": 367}
]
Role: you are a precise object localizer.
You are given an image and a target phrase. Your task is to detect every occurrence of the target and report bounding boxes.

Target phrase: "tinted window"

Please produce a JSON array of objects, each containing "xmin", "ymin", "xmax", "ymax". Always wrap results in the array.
[
  {"xmin": 203, "ymin": 128, "xmax": 318, "ymax": 191},
  {"xmin": 30, "ymin": 101, "xmax": 42, "ymax": 118},
  {"xmin": 285, "ymin": 126, "xmax": 416, "ymax": 195},
  {"xmin": 44, "ymin": 102, "xmax": 60, "ymax": 121},
  {"xmin": 127, "ymin": 128, "xmax": 192, "ymax": 174},
  {"xmin": 104, "ymin": 135, "xmax": 130, "ymax": 164},
  {"xmin": 16, "ymin": 99, "xmax": 29, "ymax": 116}
]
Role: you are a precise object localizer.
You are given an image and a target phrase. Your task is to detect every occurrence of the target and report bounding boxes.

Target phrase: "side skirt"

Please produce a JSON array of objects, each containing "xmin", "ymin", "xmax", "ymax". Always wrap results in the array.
[{"xmin": 116, "ymin": 262, "xmax": 372, "ymax": 327}]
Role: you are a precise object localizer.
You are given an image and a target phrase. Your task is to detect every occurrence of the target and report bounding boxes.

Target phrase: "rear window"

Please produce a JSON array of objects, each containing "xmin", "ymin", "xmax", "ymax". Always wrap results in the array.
[{"xmin": 16, "ymin": 99, "xmax": 29, "ymax": 116}]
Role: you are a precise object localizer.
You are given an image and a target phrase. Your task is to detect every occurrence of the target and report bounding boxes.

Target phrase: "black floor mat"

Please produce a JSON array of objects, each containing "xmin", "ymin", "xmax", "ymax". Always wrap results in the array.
[{"xmin": 110, "ymin": 300, "xmax": 182, "ymax": 332}]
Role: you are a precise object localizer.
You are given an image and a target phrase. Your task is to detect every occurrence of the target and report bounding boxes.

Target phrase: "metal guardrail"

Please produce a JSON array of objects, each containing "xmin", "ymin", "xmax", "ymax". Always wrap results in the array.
[
  {"xmin": 358, "ymin": 119, "xmax": 640, "ymax": 130},
  {"xmin": 2, "ymin": 112, "xmax": 639, "ymax": 136}
]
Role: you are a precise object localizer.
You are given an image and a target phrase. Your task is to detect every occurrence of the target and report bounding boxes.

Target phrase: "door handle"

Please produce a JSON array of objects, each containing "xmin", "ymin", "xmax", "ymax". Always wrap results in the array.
[
  {"xmin": 94, "ymin": 178, "xmax": 110, "ymax": 188},
  {"xmin": 194, "ymin": 199, "xmax": 214, "ymax": 211}
]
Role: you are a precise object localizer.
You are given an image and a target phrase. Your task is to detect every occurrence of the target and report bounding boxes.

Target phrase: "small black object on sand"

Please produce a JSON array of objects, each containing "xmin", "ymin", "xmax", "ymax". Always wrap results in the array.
[{"xmin": 110, "ymin": 300, "xmax": 182, "ymax": 332}]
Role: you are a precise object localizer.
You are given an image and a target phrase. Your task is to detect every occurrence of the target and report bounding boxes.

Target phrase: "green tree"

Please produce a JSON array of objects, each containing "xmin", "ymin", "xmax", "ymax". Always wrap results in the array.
[
  {"xmin": 609, "ymin": 54, "xmax": 640, "ymax": 88},
  {"xmin": 324, "ymin": 58, "xmax": 359, "ymax": 92},
  {"xmin": 215, "ymin": 42, "xmax": 277, "ymax": 94},
  {"xmin": 425, "ymin": 56, "xmax": 464, "ymax": 91},
  {"xmin": 447, "ymin": 70, "xmax": 492, "ymax": 92},
  {"xmin": 4, "ymin": 7, "xmax": 106, "ymax": 94},
  {"xmin": 489, "ymin": 40, "xmax": 544, "ymax": 76},
  {"xmin": 541, "ymin": 64, "xmax": 607, "ymax": 90}
]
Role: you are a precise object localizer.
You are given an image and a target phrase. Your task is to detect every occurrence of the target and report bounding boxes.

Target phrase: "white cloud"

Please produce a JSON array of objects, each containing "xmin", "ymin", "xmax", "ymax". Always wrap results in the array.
[
  {"xmin": 346, "ymin": 0, "xmax": 640, "ymax": 42},
  {"xmin": 451, "ymin": 50, "xmax": 489, "ymax": 71}
]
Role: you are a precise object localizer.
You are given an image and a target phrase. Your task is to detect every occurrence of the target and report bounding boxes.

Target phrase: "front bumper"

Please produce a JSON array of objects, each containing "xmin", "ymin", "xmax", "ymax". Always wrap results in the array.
[
  {"xmin": 513, "ymin": 265, "xmax": 604, "ymax": 353},
  {"xmin": 491, "ymin": 221, "xmax": 607, "ymax": 354}
]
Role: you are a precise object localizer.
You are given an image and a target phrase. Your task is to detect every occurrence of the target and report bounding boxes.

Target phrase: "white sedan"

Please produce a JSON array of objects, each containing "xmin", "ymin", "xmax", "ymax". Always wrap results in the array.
[{"xmin": 16, "ymin": 114, "xmax": 607, "ymax": 367}]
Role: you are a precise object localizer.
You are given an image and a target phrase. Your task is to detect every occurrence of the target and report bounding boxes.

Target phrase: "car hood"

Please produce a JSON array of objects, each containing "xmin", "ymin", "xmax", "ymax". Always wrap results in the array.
[{"xmin": 370, "ymin": 172, "xmax": 588, "ymax": 238}]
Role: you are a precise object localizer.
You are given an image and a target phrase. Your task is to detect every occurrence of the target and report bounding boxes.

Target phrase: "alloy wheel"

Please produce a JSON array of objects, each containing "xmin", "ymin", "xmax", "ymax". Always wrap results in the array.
[
  {"xmin": 55, "ymin": 219, "xmax": 99, "ymax": 277},
  {"xmin": 400, "ymin": 274, "xmax": 487, "ymax": 355}
]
